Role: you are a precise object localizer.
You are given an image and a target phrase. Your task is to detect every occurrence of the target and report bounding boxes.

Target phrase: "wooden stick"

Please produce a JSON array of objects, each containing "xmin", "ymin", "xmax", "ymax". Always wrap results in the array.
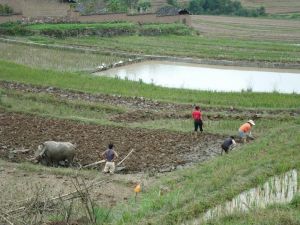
[
  {"xmin": 10, "ymin": 149, "xmax": 30, "ymax": 154},
  {"xmin": 117, "ymin": 149, "xmax": 134, "ymax": 166},
  {"xmin": 82, "ymin": 160, "xmax": 106, "ymax": 168}
]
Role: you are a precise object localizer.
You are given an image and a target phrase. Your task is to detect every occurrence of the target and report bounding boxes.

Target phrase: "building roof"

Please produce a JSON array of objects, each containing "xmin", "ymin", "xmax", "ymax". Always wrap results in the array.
[
  {"xmin": 156, "ymin": 6, "xmax": 190, "ymax": 16},
  {"xmin": 62, "ymin": 0, "xmax": 77, "ymax": 3}
]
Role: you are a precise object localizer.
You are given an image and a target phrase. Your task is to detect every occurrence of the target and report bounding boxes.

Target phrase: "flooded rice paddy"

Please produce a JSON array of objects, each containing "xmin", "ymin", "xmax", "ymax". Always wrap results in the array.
[
  {"xmin": 96, "ymin": 61, "xmax": 300, "ymax": 93},
  {"xmin": 184, "ymin": 169, "xmax": 298, "ymax": 224}
]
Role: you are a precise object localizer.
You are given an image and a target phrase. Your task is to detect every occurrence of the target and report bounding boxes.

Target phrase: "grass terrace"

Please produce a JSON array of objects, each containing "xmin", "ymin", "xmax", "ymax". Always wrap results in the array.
[{"xmin": 1, "ymin": 61, "xmax": 300, "ymax": 109}]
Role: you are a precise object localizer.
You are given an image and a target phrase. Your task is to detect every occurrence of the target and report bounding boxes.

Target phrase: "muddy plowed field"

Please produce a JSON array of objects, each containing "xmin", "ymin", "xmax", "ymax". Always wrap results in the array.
[
  {"xmin": 1, "ymin": 81, "xmax": 298, "ymax": 173},
  {"xmin": 0, "ymin": 110, "xmax": 223, "ymax": 173}
]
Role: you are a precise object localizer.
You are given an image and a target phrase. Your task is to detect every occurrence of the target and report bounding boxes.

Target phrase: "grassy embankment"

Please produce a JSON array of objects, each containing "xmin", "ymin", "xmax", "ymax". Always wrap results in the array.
[
  {"xmin": 0, "ymin": 60, "xmax": 299, "ymax": 136},
  {"xmin": 105, "ymin": 124, "xmax": 300, "ymax": 224},
  {"xmin": 19, "ymin": 34, "xmax": 300, "ymax": 63}
]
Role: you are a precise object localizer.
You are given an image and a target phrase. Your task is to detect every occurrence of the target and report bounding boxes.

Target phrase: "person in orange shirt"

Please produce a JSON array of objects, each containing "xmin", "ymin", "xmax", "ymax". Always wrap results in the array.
[{"xmin": 239, "ymin": 120, "xmax": 255, "ymax": 143}]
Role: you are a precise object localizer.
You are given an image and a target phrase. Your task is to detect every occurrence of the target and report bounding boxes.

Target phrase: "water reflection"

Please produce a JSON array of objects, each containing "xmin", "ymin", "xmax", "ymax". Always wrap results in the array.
[
  {"xmin": 185, "ymin": 169, "xmax": 298, "ymax": 225},
  {"xmin": 95, "ymin": 61, "xmax": 300, "ymax": 93}
]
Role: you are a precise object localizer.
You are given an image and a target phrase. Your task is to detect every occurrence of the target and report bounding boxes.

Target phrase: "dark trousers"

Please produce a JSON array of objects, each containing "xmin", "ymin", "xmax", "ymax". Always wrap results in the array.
[
  {"xmin": 221, "ymin": 144, "xmax": 229, "ymax": 154},
  {"xmin": 194, "ymin": 120, "xmax": 203, "ymax": 132}
]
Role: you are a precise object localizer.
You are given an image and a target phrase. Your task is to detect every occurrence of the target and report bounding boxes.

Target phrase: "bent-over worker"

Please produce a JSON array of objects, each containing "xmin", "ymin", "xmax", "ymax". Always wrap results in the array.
[
  {"xmin": 102, "ymin": 143, "xmax": 118, "ymax": 174},
  {"xmin": 238, "ymin": 120, "xmax": 255, "ymax": 143},
  {"xmin": 221, "ymin": 136, "xmax": 236, "ymax": 155}
]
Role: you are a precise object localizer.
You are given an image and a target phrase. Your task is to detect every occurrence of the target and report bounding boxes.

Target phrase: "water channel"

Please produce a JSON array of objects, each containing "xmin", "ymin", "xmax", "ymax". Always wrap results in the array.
[
  {"xmin": 183, "ymin": 169, "xmax": 298, "ymax": 225},
  {"xmin": 95, "ymin": 61, "xmax": 300, "ymax": 93}
]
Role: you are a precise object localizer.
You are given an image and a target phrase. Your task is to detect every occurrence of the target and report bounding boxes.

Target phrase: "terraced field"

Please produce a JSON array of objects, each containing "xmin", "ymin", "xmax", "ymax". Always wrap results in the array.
[
  {"xmin": 191, "ymin": 15, "xmax": 300, "ymax": 42},
  {"xmin": 240, "ymin": 0, "xmax": 300, "ymax": 14},
  {"xmin": 0, "ymin": 13, "xmax": 299, "ymax": 225}
]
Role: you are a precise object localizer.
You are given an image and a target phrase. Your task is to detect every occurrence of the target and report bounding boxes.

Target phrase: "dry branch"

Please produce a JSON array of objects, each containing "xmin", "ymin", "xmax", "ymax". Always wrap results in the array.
[
  {"xmin": 6, "ymin": 179, "xmax": 111, "ymax": 216},
  {"xmin": 0, "ymin": 212, "xmax": 14, "ymax": 225}
]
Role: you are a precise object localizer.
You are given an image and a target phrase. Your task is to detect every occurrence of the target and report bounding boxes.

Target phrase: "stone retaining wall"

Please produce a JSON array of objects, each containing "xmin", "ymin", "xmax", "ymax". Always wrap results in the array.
[{"xmin": 0, "ymin": 14, "xmax": 22, "ymax": 23}]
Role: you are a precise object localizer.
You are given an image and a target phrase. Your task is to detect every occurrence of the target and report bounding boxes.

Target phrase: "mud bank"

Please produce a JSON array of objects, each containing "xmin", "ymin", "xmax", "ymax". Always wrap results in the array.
[{"xmin": 1, "ymin": 81, "xmax": 298, "ymax": 118}]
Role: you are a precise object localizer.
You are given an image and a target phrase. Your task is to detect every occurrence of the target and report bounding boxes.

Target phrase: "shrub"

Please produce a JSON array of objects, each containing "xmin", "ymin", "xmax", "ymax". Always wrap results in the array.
[
  {"xmin": 0, "ymin": 22, "xmax": 33, "ymax": 36},
  {"xmin": 0, "ymin": 4, "xmax": 13, "ymax": 15},
  {"xmin": 139, "ymin": 23, "xmax": 192, "ymax": 36},
  {"xmin": 188, "ymin": 0, "xmax": 266, "ymax": 17}
]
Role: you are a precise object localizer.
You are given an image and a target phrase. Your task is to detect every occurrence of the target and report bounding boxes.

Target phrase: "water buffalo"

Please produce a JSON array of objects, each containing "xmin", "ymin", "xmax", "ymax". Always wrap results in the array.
[{"xmin": 35, "ymin": 141, "xmax": 76, "ymax": 167}]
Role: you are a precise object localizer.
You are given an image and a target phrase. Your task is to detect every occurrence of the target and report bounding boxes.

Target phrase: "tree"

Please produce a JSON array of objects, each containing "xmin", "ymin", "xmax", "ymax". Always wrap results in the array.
[
  {"xmin": 187, "ymin": 0, "xmax": 265, "ymax": 17},
  {"xmin": 122, "ymin": 0, "xmax": 138, "ymax": 10},
  {"xmin": 0, "ymin": 4, "xmax": 3, "ymax": 14},
  {"xmin": 167, "ymin": 0, "xmax": 178, "ymax": 7},
  {"xmin": 0, "ymin": 4, "xmax": 13, "ymax": 15},
  {"xmin": 106, "ymin": 0, "xmax": 126, "ymax": 12},
  {"xmin": 137, "ymin": 0, "xmax": 151, "ymax": 12},
  {"xmin": 257, "ymin": 6, "xmax": 266, "ymax": 16}
]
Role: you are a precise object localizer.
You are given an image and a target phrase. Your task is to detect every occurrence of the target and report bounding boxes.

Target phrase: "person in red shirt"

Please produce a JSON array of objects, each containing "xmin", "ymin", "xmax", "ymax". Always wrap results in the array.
[{"xmin": 192, "ymin": 105, "xmax": 203, "ymax": 133}]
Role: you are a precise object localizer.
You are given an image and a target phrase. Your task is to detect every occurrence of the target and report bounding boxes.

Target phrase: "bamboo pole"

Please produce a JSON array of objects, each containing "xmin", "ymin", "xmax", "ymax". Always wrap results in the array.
[
  {"xmin": 117, "ymin": 149, "xmax": 134, "ymax": 166},
  {"xmin": 82, "ymin": 160, "xmax": 106, "ymax": 168}
]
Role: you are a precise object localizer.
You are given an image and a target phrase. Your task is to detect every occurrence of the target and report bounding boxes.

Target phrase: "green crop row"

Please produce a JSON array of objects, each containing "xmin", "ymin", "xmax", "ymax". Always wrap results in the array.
[{"xmin": 0, "ymin": 22, "xmax": 193, "ymax": 38}]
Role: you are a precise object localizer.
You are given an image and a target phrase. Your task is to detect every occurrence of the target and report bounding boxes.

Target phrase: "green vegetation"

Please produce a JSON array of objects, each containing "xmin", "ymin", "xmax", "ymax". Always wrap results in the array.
[
  {"xmin": 26, "ymin": 22, "xmax": 136, "ymax": 38},
  {"xmin": 188, "ymin": 0, "xmax": 266, "ymax": 17},
  {"xmin": 44, "ymin": 35, "xmax": 300, "ymax": 63},
  {"xmin": 266, "ymin": 13, "xmax": 300, "ymax": 20},
  {"xmin": 206, "ymin": 196, "xmax": 300, "ymax": 225},
  {"xmin": 100, "ymin": 124, "xmax": 300, "ymax": 224},
  {"xmin": 129, "ymin": 118, "xmax": 295, "ymax": 135},
  {"xmin": 1, "ymin": 88, "xmax": 296, "ymax": 135},
  {"xmin": 0, "ymin": 22, "xmax": 33, "ymax": 36},
  {"xmin": 1, "ymin": 61, "xmax": 299, "ymax": 109},
  {"xmin": 0, "ymin": 4, "xmax": 13, "ymax": 15},
  {"xmin": 17, "ymin": 161, "xmax": 97, "ymax": 177},
  {"xmin": 0, "ymin": 42, "xmax": 126, "ymax": 71},
  {"xmin": 0, "ymin": 22, "xmax": 193, "ymax": 38},
  {"xmin": 26, "ymin": 22, "xmax": 135, "ymax": 31},
  {"xmin": 77, "ymin": 0, "xmax": 151, "ymax": 13},
  {"xmin": 138, "ymin": 23, "xmax": 192, "ymax": 36},
  {"xmin": 0, "ymin": 89, "xmax": 123, "ymax": 125}
]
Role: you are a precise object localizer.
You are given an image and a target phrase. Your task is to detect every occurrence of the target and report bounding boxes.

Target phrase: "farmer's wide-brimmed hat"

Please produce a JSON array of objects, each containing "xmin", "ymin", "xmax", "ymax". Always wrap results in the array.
[{"xmin": 248, "ymin": 120, "xmax": 255, "ymax": 126}]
